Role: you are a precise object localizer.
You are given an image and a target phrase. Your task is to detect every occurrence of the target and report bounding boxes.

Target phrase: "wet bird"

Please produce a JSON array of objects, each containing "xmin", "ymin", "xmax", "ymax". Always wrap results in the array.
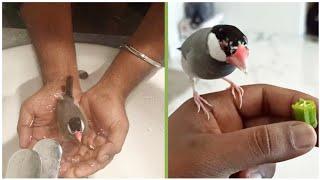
[
  {"xmin": 56, "ymin": 76, "xmax": 87, "ymax": 142},
  {"xmin": 179, "ymin": 24, "xmax": 249, "ymax": 119}
]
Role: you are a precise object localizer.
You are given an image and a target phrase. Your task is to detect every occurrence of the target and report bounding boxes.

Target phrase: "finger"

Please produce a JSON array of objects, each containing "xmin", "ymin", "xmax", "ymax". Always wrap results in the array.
[
  {"xmin": 17, "ymin": 104, "xmax": 34, "ymax": 148},
  {"xmin": 61, "ymin": 141, "xmax": 80, "ymax": 157},
  {"xmin": 97, "ymin": 143, "xmax": 115, "ymax": 163},
  {"xmin": 239, "ymin": 118, "xmax": 277, "ymax": 178},
  {"xmin": 170, "ymin": 99, "xmax": 222, "ymax": 134},
  {"xmin": 74, "ymin": 160, "xmax": 101, "ymax": 177},
  {"xmin": 239, "ymin": 84, "xmax": 317, "ymax": 120},
  {"xmin": 78, "ymin": 145, "xmax": 89, "ymax": 157},
  {"xmin": 87, "ymin": 130, "xmax": 97, "ymax": 149},
  {"xmin": 78, "ymin": 147, "xmax": 96, "ymax": 162},
  {"xmin": 60, "ymin": 166, "xmax": 76, "ymax": 178},
  {"xmin": 94, "ymin": 135, "xmax": 107, "ymax": 147},
  {"xmin": 237, "ymin": 163, "xmax": 276, "ymax": 178},
  {"xmin": 59, "ymin": 160, "xmax": 72, "ymax": 176},
  {"xmin": 27, "ymin": 137, "xmax": 38, "ymax": 149},
  {"xmin": 205, "ymin": 121, "xmax": 316, "ymax": 175},
  {"xmin": 106, "ymin": 118, "xmax": 129, "ymax": 155},
  {"xmin": 203, "ymin": 84, "xmax": 318, "ymax": 133},
  {"xmin": 245, "ymin": 115, "xmax": 319, "ymax": 147}
]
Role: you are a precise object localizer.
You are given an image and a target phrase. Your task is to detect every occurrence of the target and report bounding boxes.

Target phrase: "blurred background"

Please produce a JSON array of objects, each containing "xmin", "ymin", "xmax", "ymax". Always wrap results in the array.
[
  {"xmin": 2, "ymin": 3, "xmax": 151, "ymax": 49},
  {"xmin": 168, "ymin": 2, "xmax": 318, "ymax": 178}
]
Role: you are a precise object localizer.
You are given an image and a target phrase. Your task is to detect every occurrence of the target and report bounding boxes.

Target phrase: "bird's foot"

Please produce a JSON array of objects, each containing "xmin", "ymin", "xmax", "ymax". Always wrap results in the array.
[
  {"xmin": 193, "ymin": 92, "xmax": 213, "ymax": 120},
  {"xmin": 227, "ymin": 82, "xmax": 244, "ymax": 108}
]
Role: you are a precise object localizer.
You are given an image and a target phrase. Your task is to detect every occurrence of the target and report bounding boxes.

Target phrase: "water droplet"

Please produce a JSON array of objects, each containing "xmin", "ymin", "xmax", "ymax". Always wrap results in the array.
[
  {"xmin": 89, "ymin": 162, "xmax": 95, "ymax": 167},
  {"xmin": 53, "ymin": 92, "xmax": 63, "ymax": 99},
  {"xmin": 97, "ymin": 128, "xmax": 106, "ymax": 136},
  {"xmin": 71, "ymin": 157, "xmax": 80, "ymax": 163},
  {"xmin": 88, "ymin": 144, "xmax": 95, "ymax": 150}
]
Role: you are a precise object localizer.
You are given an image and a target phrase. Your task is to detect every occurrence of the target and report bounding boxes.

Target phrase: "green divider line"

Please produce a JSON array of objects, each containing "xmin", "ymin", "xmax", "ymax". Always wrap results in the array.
[{"xmin": 164, "ymin": 1, "xmax": 168, "ymax": 178}]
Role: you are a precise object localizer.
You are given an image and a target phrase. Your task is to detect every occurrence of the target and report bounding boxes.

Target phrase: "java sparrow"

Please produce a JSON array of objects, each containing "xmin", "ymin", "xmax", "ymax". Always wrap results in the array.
[
  {"xmin": 180, "ymin": 24, "xmax": 249, "ymax": 119},
  {"xmin": 56, "ymin": 76, "xmax": 88, "ymax": 142}
]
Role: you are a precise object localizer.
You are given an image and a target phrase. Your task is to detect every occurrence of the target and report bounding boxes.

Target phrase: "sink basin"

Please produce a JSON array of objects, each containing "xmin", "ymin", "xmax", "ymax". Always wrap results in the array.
[{"xmin": 2, "ymin": 43, "xmax": 164, "ymax": 177}]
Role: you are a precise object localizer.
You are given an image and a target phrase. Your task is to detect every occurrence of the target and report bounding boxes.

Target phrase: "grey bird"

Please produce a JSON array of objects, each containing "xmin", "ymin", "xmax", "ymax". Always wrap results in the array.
[
  {"xmin": 56, "ymin": 76, "xmax": 88, "ymax": 142},
  {"xmin": 180, "ymin": 24, "xmax": 249, "ymax": 119}
]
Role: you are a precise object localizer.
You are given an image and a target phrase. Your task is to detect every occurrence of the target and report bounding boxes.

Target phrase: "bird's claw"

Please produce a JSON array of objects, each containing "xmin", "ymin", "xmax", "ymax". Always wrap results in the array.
[
  {"xmin": 228, "ymin": 84, "xmax": 244, "ymax": 108},
  {"xmin": 193, "ymin": 92, "xmax": 213, "ymax": 120}
]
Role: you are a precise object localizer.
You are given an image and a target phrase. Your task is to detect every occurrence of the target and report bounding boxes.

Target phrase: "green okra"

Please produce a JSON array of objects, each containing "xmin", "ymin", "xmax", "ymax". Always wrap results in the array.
[{"xmin": 291, "ymin": 98, "xmax": 318, "ymax": 128}]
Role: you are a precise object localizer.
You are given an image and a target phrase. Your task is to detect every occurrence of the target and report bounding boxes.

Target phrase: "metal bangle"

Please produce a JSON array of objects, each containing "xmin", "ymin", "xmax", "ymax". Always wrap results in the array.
[{"xmin": 120, "ymin": 44, "xmax": 162, "ymax": 68}]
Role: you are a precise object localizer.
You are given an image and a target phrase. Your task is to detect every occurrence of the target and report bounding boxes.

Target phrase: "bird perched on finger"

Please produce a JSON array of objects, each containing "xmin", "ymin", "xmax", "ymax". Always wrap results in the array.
[
  {"xmin": 179, "ymin": 24, "xmax": 249, "ymax": 119},
  {"xmin": 56, "ymin": 76, "xmax": 88, "ymax": 142}
]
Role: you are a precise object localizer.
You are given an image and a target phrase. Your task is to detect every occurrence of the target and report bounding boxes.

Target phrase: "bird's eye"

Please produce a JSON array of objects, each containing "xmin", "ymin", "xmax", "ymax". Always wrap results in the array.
[
  {"xmin": 219, "ymin": 40, "xmax": 228, "ymax": 49},
  {"xmin": 230, "ymin": 46, "xmax": 237, "ymax": 54}
]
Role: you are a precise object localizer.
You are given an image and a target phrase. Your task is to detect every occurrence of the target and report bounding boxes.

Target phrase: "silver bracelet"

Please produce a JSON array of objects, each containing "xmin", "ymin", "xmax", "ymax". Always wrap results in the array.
[{"xmin": 120, "ymin": 44, "xmax": 162, "ymax": 68}]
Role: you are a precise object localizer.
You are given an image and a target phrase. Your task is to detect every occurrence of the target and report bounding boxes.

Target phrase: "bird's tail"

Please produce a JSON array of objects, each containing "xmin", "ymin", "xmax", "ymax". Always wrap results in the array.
[
  {"xmin": 177, "ymin": 47, "xmax": 181, "ymax": 51},
  {"xmin": 65, "ymin": 76, "xmax": 73, "ymax": 98}
]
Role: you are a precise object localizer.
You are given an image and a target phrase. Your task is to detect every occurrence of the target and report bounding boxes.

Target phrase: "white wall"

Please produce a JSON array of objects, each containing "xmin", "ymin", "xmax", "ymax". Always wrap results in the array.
[
  {"xmin": 168, "ymin": 1, "xmax": 184, "ymax": 64},
  {"xmin": 168, "ymin": 2, "xmax": 307, "ymax": 64},
  {"xmin": 214, "ymin": 2, "xmax": 306, "ymax": 35}
]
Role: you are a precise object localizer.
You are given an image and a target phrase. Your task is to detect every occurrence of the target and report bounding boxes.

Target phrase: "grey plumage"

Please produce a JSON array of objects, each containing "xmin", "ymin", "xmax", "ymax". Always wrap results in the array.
[
  {"xmin": 56, "ymin": 76, "xmax": 87, "ymax": 141},
  {"xmin": 179, "ymin": 25, "xmax": 249, "ymax": 118}
]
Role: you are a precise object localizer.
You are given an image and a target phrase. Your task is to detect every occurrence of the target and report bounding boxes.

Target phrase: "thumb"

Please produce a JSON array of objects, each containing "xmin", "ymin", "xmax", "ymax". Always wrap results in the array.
[
  {"xmin": 17, "ymin": 105, "xmax": 33, "ymax": 148},
  {"xmin": 219, "ymin": 121, "xmax": 316, "ymax": 174}
]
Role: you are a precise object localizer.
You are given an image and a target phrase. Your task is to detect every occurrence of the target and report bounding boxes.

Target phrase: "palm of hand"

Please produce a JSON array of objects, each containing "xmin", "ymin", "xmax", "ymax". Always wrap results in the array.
[
  {"xmin": 18, "ymin": 82, "xmax": 129, "ymax": 177},
  {"xmin": 18, "ymin": 83, "xmax": 65, "ymax": 148},
  {"xmin": 59, "ymin": 89, "xmax": 129, "ymax": 177}
]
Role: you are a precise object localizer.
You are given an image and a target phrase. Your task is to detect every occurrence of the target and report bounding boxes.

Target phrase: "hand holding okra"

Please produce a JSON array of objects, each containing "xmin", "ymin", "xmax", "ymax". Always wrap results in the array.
[{"xmin": 169, "ymin": 84, "xmax": 318, "ymax": 178}]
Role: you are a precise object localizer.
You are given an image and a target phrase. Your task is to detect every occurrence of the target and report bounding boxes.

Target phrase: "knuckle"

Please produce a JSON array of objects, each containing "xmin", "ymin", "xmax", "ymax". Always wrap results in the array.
[{"xmin": 249, "ymin": 125, "xmax": 273, "ymax": 158}]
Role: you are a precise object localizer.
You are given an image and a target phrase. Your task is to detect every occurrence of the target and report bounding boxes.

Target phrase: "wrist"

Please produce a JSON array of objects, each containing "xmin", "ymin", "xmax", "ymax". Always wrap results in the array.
[
  {"xmin": 95, "ymin": 71, "xmax": 130, "ymax": 101},
  {"xmin": 90, "ymin": 80, "xmax": 126, "ymax": 104}
]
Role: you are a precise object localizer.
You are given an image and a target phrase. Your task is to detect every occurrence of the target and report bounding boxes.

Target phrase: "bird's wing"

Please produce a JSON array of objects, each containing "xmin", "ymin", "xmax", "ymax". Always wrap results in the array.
[{"xmin": 181, "ymin": 49, "xmax": 199, "ymax": 79}]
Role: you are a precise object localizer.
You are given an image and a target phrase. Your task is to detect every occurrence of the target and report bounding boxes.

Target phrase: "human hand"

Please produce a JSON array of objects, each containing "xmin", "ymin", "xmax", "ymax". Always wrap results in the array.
[
  {"xmin": 17, "ymin": 80, "xmax": 82, "ymax": 148},
  {"xmin": 59, "ymin": 83, "xmax": 129, "ymax": 177},
  {"xmin": 169, "ymin": 84, "xmax": 318, "ymax": 178}
]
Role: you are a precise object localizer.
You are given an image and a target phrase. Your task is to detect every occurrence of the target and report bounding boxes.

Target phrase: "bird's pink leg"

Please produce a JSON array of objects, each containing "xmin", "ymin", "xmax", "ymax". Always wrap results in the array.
[
  {"xmin": 222, "ymin": 77, "xmax": 244, "ymax": 108},
  {"xmin": 190, "ymin": 78, "xmax": 213, "ymax": 120}
]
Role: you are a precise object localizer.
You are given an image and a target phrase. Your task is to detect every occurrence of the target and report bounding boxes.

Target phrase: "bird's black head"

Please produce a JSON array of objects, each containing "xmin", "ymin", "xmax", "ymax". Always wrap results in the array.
[
  {"xmin": 211, "ymin": 25, "xmax": 248, "ymax": 56},
  {"xmin": 67, "ymin": 117, "xmax": 84, "ymax": 134},
  {"xmin": 207, "ymin": 24, "xmax": 249, "ymax": 72}
]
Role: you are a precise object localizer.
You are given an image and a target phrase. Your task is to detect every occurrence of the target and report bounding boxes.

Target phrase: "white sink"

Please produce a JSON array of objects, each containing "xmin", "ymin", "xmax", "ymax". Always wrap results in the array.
[{"xmin": 2, "ymin": 43, "xmax": 164, "ymax": 177}]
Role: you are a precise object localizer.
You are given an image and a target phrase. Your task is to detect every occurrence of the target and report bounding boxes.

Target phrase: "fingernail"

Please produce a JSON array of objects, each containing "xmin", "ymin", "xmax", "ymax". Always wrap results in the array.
[
  {"xmin": 290, "ymin": 123, "xmax": 316, "ymax": 149},
  {"xmin": 249, "ymin": 172, "xmax": 262, "ymax": 178}
]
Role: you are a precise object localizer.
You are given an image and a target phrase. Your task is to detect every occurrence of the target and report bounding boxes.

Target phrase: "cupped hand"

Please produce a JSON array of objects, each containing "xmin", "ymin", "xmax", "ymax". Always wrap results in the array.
[
  {"xmin": 169, "ymin": 84, "xmax": 318, "ymax": 178},
  {"xmin": 17, "ymin": 81, "xmax": 82, "ymax": 148},
  {"xmin": 59, "ymin": 84, "xmax": 129, "ymax": 177}
]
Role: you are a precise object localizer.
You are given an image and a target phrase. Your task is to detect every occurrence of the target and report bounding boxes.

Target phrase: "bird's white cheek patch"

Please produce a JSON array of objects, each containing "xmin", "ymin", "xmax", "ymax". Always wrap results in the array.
[{"xmin": 207, "ymin": 33, "xmax": 226, "ymax": 62}]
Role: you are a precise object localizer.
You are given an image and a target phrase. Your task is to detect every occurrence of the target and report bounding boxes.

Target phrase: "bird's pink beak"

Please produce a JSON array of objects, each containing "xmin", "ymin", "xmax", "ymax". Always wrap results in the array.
[
  {"xmin": 74, "ymin": 131, "xmax": 82, "ymax": 142},
  {"xmin": 226, "ymin": 45, "xmax": 249, "ymax": 73}
]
